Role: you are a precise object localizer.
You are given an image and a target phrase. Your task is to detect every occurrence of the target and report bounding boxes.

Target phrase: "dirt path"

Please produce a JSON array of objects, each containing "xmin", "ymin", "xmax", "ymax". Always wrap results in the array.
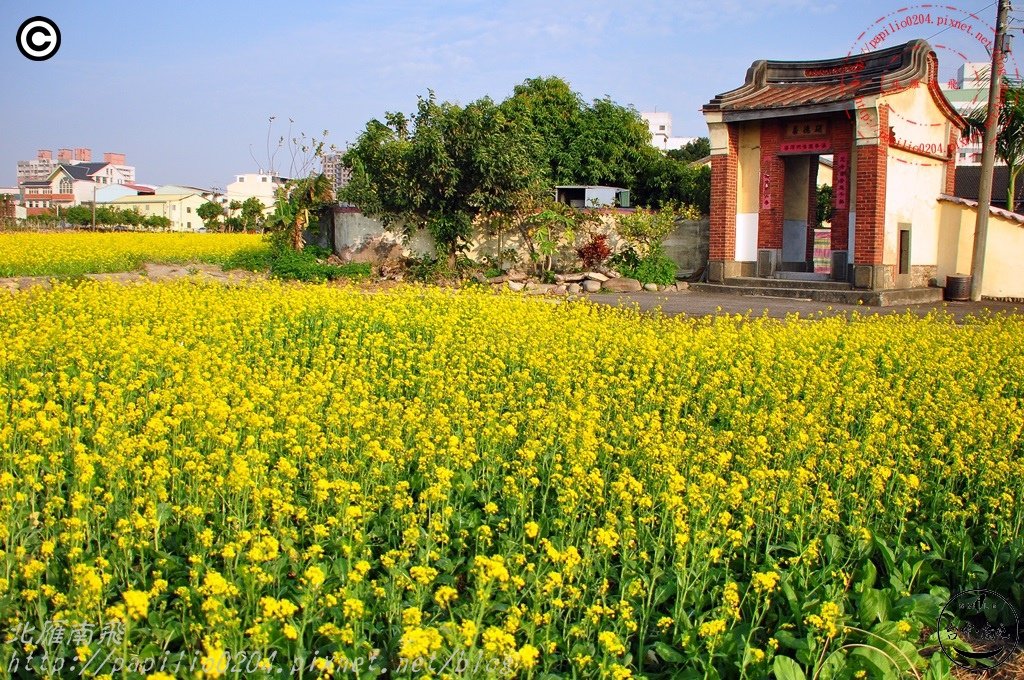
[{"xmin": 0, "ymin": 262, "xmax": 264, "ymax": 292}]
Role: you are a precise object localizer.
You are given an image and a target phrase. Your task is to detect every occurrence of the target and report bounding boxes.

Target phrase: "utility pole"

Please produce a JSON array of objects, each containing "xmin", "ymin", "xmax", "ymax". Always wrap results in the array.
[{"xmin": 971, "ymin": 0, "xmax": 1011, "ymax": 301}]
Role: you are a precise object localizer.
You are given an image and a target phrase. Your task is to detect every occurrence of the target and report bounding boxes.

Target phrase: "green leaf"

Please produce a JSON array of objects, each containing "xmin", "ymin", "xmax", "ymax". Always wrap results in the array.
[
  {"xmin": 652, "ymin": 641, "xmax": 686, "ymax": 663},
  {"xmin": 773, "ymin": 655, "xmax": 807, "ymax": 680},
  {"xmin": 816, "ymin": 651, "xmax": 848, "ymax": 680},
  {"xmin": 924, "ymin": 651, "xmax": 951, "ymax": 680},
  {"xmin": 860, "ymin": 588, "xmax": 890, "ymax": 624},
  {"xmin": 774, "ymin": 629, "xmax": 810, "ymax": 651},
  {"xmin": 858, "ymin": 560, "xmax": 878, "ymax": 592},
  {"xmin": 849, "ymin": 645, "xmax": 899, "ymax": 679}
]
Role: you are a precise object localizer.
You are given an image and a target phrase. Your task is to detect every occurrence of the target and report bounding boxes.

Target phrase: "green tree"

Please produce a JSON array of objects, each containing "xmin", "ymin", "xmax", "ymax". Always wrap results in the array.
[
  {"xmin": 197, "ymin": 201, "xmax": 225, "ymax": 231},
  {"xmin": 501, "ymin": 77, "xmax": 660, "ymax": 190},
  {"xmin": 667, "ymin": 137, "xmax": 711, "ymax": 164},
  {"xmin": 963, "ymin": 86, "xmax": 1024, "ymax": 212},
  {"xmin": 239, "ymin": 197, "xmax": 267, "ymax": 232},
  {"xmin": 343, "ymin": 92, "xmax": 542, "ymax": 268},
  {"xmin": 268, "ymin": 173, "xmax": 334, "ymax": 250}
]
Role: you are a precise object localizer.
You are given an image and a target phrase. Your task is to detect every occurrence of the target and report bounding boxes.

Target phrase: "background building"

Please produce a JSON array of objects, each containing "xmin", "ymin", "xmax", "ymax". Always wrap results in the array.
[
  {"xmin": 641, "ymin": 112, "xmax": 698, "ymax": 151},
  {"xmin": 225, "ymin": 171, "xmax": 287, "ymax": 209},
  {"xmin": 102, "ymin": 193, "xmax": 207, "ymax": 231},
  {"xmin": 322, "ymin": 152, "xmax": 352, "ymax": 196},
  {"xmin": 940, "ymin": 63, "xmax": 990, "ymax": 166},
  {"xmin": 17, "ymin": 148, "xmax": 135, "ymax": 183}
]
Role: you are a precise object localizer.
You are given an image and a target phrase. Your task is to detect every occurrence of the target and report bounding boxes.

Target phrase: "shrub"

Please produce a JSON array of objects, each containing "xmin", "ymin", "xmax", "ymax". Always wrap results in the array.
[
  {"xmin": 576, "ymin": 234, "xmax": 611, "ymax": 269},
  {"xmin": 267, "ymin": 247, "xmax": 370, "ymax": 282},
  {"xmin": 612, "ymin": 245, "xmax": 677, "ymax": 285}
]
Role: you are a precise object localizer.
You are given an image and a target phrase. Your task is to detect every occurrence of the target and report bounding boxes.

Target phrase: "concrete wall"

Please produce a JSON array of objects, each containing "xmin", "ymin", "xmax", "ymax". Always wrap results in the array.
[
  {"xmin": 937, "ymin": 198, "xmax": 1024, "ymax": 299},
  {"xmin": 663, "ymin": 218, "xmax": 709, "ymax": 277}
]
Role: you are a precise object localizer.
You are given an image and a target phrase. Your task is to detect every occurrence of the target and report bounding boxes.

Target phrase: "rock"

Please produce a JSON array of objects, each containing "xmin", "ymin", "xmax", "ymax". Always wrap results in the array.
[
  {"xmin": 506, "ymin": 270, "xmax": 528, "ymax": 282},
  {"xmin": 677, "ymin": 281, "xmax": 690, "ymax": 291},
  {"xmin": 567, "ymin": 283, "xmax": 581, "ymax": 294},
  {"xmin": 603, "ymin": 277, "xmax": 643, "ymax": 293},
  {"xmin": 664, "ymin": 283, "xmax": 677, "ymax": 292},
  {"xmin": 488, "ymin": 274, "xmax": 508, "ymax": 284},
  {"xmin": 557, "ymin": 273, "xmax": 586, "ymax": 283},
  {"xmin": 582, "ymin": 280, "xmax": 603, "ymax": 293},
  {"xmin": 550, "ymin": 284, "xmax": 567, "ymax": 295},
  {"xmin": 644, "ymin": 283, "xmax": 659, "ymax": 292},
  {"xmin": 507, "ymin": 281, "xmax": 526, "ymax": 292},
  {"xmin": 585, "ymin": 271, "xmax": 609, "ymax": 282},
  {"xmin": 492, "ymin": 283, "xmax": 505, "ymax": 292},
  {"xmin": 472, "ymin": 272, "xmax": 488, "ymax": 284},
  {"xmin": 525, "ymin": 282, "xmax": 553, "ymax": 294},
  {"xmin": 605, "ymin": 269, "xmax": 622, "ymax": 279}
]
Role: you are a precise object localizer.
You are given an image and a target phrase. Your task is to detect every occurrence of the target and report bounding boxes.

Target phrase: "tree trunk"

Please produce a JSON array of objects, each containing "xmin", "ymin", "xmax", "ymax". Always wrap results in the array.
[
  {"xmin": 292, "ymin": 211, "xmax": 306, "ymax": 251},
  {"xmin": 448, "ymin": 242, "xmax": 457, "ymax": 271}
]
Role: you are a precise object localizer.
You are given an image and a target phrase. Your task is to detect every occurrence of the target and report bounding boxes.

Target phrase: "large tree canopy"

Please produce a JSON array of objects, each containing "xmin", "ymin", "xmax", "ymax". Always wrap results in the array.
[
  {"xmin": 341, "ymin": 77, "xmax": 708, "ymax": 261},
  {"xmin": 343, "ymin": 92, "xmax": 542, "ymax": 266}
]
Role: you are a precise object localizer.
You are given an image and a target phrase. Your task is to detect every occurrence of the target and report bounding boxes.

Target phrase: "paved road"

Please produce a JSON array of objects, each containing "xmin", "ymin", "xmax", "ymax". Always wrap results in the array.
[{"xmin": 584, "ymin": 290, "xmax": 1024, "ymax": 320}]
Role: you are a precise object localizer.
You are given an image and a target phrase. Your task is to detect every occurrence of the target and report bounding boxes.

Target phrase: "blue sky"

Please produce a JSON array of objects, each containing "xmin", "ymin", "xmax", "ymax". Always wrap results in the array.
[{"xmin": 1, "ymin": 1, "xmax": 1012, "ymax": 187}]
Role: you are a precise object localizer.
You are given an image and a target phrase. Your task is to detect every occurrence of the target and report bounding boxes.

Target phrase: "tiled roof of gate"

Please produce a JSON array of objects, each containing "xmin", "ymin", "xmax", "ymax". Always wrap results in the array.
[{"xmin": 703, "ymin": 40, "xmax": 957, "ymax": 120}]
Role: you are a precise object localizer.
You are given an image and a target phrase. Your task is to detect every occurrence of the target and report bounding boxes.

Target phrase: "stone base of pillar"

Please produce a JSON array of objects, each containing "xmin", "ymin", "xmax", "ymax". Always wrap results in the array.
[
  {"xmin": 756, "ymin": 249, "xmax": 782, "ymax": 278},
  {"xmin": 852, "ymin": 264, "xmax": 894, "ymax": 290},
  {"xmin": 708, "ymin": 260, "xmax": 753, "ymax": 282},
  {"xmin": 831, "ymin": 250, "xmax": 848, "ymax": 281}
]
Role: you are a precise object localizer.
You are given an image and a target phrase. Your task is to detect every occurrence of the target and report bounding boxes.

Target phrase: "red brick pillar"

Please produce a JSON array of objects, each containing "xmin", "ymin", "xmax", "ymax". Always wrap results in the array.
[
  {"xmin": 830, "ymin": 118, "xmax": 853, "ymax": 254},
  {"xmin": 758, "ymin": 120, "xmax": 784, "ymax": 251},
  {"xmin": 708, "ymin": 125, "xmax": 738, "ymax": 280},
  {"xmin": 806, "ymin": 155, "xmax": 819, "ymax": 269},
  {"xmin": 854, "ymin": 106, "xmax": 889, "ymax": 269},
  {"xmin": 944, "ymin": 126, "xmax": 958, "ymax": 195}
]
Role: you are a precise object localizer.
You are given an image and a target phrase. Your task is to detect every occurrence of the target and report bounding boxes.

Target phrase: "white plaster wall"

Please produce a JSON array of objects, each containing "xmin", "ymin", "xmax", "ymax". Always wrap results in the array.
[
  {"xmin": 885, "ymin": 148, "xmax": 944, "ymax": 266},
  {"xmin": 937, "ymin": 200, "xmax": 1024, "ymax": 298},
  {"xmin": 736, "ymin": 213, "xmax": 758, "ymax": 262}
]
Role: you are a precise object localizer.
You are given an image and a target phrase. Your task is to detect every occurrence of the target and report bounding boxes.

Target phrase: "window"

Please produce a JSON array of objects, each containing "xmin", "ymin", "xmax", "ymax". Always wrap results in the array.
[
  {"xmin": 261, "ymin": 176, "xmax": 268, "ymax": 182},
  {"xmin": 898, "ymin": 224, "xmax": 911, "ymax": 275},
  {"xmin": 238, "ymin": 177, "xmax": 244, "ymax": 182},
  {"xmin": 658, "ymin": 125, "xmax": 666, "ymax": 131},
  {"xmin": 187, "ymin": 207, "xmax": 192, "ymax": 213}
]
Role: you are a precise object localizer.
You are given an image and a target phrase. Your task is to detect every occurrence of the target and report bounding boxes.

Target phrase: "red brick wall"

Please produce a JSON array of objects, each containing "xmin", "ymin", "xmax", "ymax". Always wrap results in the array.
[
  {"xmin": 853, "ymin": 107, "xmax": 889, "ymax": 265},
  {"xmin": 709, "ymin": 127, "xmax": 739, "ymax": 261},
  {"xmin": 758, "ymin": 120, "xmax": 784, "ymax": 249},
  {"xmin": 944, "ymin": 127, "xmax": 958, "ymax": 195},
  {"xmin": 830, "ymin": 117, "xmax": 854, "ymax": 252}
]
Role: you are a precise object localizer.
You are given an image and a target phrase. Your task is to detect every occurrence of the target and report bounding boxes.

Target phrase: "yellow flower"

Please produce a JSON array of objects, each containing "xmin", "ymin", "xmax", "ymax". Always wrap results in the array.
[{"xmin": 123, "ymin": 589, "xmax": 150, "ymax": 620}]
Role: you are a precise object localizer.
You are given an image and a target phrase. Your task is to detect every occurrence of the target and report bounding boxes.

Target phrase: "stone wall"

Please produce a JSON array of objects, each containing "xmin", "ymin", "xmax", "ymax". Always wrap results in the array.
[{"xmin": 329, "ymin": 207, "xmax": 710, "ymax": 275}]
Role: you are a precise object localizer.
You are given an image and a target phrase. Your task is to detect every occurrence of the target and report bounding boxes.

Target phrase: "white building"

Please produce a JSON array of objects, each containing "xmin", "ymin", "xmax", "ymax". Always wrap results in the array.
[
  {"xmin": 103, "ymin": 193, "xmax": 207, "ymax": 231},
  {"xmin": 940, "ymin": 63, "xmax": 990, "ymax": 166},
  {"xmin": 640, "ymin": 112, "xmax": 698, "ymax": 152},
  {"xmin": 225, "ymin": 172, "xmax": 287, "ymax": 209}
]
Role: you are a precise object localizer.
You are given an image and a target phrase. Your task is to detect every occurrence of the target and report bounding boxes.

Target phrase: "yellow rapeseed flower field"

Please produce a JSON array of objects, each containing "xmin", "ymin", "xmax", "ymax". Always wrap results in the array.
[
  {"xmin": 0, "ymin": 280, "xmax": 1021, "ymax": 678},
  {"xmin": 0, "ymin": 232, "xmax": 266, "ymax": 277}
]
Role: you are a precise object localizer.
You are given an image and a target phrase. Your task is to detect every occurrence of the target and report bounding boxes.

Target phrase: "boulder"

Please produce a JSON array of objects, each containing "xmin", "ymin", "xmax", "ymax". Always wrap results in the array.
[
  {"xmin": 585, "ymin": 272, "xmax": 609, "ymax": 282},
  {"xmin": 525, "ymin": 282, "xmax": 553, "ymax": 294},
  {"xmin": 644, "ymin": 283, "xmax": 659, "ymax": 292},
  {"xmin": 603, "ymin": 277, "xmax": 643, "ymax": 293},
  {"xmin": 582, "ymin": 280, "xmax": 603, "ymax": 293},
  {"xmin": 605, "ymin": 269, "xmax": 622, "ymax": 279},
  {"xmin": 557, "ymin": 273, "xmax": 587, "ymax": 283},
  {"xmin": 550, "ymin": 284, "xmax": 567, "ymax": 295},
  {"xmin": 677, "ymin": 281, "xmax": 690, "ymax": 291},
  {"xmin": 506, "ymin": 270, "xmax": 528, "ymax": 282},
  {"xmin": 567, "ymin": 283, "xmax": 581, "ymax": 295},
  {"xmin": 508, "ymin": 281, "xmax": 526, "ymax": 292},
  {"xmin": 488, "ymin": 274, "xmax": 508, "ymax": 284}
]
